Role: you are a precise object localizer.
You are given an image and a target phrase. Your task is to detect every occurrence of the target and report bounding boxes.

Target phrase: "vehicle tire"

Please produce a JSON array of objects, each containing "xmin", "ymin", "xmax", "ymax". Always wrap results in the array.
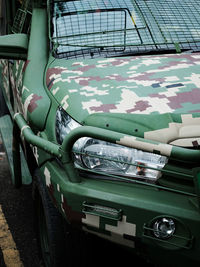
[
  {"xmin": 33, "ymin": 170, "xmax": 88, "ymax": 267},
  {"xmin": 12, "ymin": 122, "xmax": 22, "ymax": 188},
  {"xmin": 33, "ymin": 171, "xmax": 66, "ymax": 267}
]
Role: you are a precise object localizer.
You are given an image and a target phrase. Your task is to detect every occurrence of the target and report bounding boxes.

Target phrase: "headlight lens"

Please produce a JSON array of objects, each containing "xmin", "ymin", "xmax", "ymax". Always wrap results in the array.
[
  {"xmin": 55, "ymin": 107, "xmax": 80, "ymax": 144},
  {"xmin": 55, "ymin": 108, "xmax": 168, "ymax": 182},
  {"xmin": 73, "ymin": 138, "xmax": 168, "ymax": 182}
]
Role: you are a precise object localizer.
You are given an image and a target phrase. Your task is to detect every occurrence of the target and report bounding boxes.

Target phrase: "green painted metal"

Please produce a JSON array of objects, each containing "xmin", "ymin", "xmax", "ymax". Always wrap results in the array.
[
  {"xmin": 82, "ymin": 201, "xmax": 122, "ymax": 221},
  {"xmin": 74, "ymin": 165, "xmax": 196, "ymax": 197},
  {"xmin": 21, "ymin": 8, "xmax": 50, "ymax": 130},
  {"xmin": 0, "ymin": 114, "xmax": 32, "ymax": 185},
  {"xmin": 1, "ymin": 1, "xmax": 200, "ymax": 266},
  {"xmin": 39, "ymin": 160, "xmax": 200, "ymax": 265},
  {"xmin": 13, "ymin": 112, "xmax": 80, "ymax": 183},
  {"xmin": 143, "ymin": 224, "xmax": 193, "ymax": 250},
  {"xmin": 62, "ymin": 126, "xmax": 200, "ymax": 164},
  {"xmin": 0, "ymin": 34, "xmax": 28, "ymax": 59},
  {"xmin": 13, "ymin": 112, "xmax": 200, "ymax": 194},
  {"xmin": 14, "ymin": 113, "xmax": 61, "ymax": 158},
  {"xmin": 193, "ymin": 168, "xmax": 200, "ymax": 210},
  {"xmin": 46, "ymin": 55, "xmax": 200, "ymax": 125}
]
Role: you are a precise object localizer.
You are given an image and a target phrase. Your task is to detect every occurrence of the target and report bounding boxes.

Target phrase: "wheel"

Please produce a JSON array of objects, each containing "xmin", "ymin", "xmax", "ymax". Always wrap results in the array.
[
  {"xmin": 12, "ymin": 122, "xmax": 22, "ymax": 188},
  {"xmin": 33, "ymin": 171, "xmax": 66, "ymax": 267},
  {"xmin": 33, "ymin": 170, "xmax": 87, "ymax": 267}
]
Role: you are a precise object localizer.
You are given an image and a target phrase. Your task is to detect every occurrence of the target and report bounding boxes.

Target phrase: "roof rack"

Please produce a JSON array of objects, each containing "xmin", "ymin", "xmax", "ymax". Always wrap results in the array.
[{"xmin": 12, "ymin": 0, "xmax": 32, "ymax": 34}]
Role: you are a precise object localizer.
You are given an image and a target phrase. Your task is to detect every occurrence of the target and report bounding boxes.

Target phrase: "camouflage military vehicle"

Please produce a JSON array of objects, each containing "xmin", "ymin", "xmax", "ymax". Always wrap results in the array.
[{"xmin": 0, "ymin": 0, "xmax": 200, "ymax": 266}]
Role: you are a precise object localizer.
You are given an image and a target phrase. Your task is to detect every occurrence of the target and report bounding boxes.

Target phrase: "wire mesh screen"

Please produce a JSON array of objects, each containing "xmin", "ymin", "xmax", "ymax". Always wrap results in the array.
[
  {"xmin": 12, "ymin": 0, "xmax": 32, "ymax": 34},
  {"xmin": 51, "ymin": 0, "xmax": 200, "ymax": 59},
  {"xmin": 12, "ymin": 9, "xmax": 26, "ymax": 33},
  {"xmin": 55, "ymin": 9, "xmax": 128, "ymax": 52},
  {"xmin": 135, "ymin": 0, "xmax": 200, "ymax": 46}
]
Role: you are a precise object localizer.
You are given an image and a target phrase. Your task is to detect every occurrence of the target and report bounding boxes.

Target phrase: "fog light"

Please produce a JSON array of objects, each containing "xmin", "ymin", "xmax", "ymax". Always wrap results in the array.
[{"xmin": 153, "ymin": 217, "xmax": 175, "ymax": 239}]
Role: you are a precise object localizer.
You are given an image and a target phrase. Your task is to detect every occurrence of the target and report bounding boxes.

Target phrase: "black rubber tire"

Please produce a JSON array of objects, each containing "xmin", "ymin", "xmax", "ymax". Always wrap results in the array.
[
  {"xmin": 32, "ymin": 170, "xmax": 89, "ymax": 267},
  {"xmin": 33, "ymin": 171, "xmax": 66, "ymax": 267},
  {"xmin": 12, "ymin": 122, "xmax": 22, "ymax": 188}
]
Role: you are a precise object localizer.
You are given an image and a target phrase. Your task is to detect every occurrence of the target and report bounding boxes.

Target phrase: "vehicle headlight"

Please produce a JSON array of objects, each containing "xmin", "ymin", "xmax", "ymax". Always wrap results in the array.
[
  {"xmin": 55, "ymin": 108, "xmax": 168, "ymax": 182},
  {"xmin": 55, "ymin": 107, "xmax": 80, "ymax": 144},
  {"xmin": 73, "ymin": 138, "xmax": 168, "ymax": 182}
]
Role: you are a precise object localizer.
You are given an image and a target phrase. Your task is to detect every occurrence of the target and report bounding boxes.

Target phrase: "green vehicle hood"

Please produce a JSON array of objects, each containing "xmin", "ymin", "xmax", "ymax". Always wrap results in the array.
[{"xmin": 46, "ymin": 53, "xmax": 200, "ymax": 146}]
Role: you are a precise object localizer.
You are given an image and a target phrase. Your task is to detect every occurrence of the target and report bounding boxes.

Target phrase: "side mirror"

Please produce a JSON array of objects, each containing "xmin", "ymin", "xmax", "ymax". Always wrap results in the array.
[{"xmin": 0, "ymin": 34, "xmax": 28, "ymax": 60}]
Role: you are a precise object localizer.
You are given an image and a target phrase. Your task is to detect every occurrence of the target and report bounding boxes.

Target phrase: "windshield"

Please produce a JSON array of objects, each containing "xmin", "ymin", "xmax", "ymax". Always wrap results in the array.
[{"xmin": 50, "ymin": 0, "xmax": 200, "ymax": 59}]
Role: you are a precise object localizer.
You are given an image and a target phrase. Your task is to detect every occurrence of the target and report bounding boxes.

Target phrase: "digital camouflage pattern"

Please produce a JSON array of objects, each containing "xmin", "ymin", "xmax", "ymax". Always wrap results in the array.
[
  {"xmin": 46, "ymin": 53, "xmax": 200, "ymax": 145},
  {"xmin": 1, "ymin": 1, "xmax": 200, "ymax": 266},
  {"xmin": 46, "ymin": 53, "xmax": 200, "ymax": 118},
  {"xmin": 43, "ymin": 165, "xmax": 137, "ymax": 248}
]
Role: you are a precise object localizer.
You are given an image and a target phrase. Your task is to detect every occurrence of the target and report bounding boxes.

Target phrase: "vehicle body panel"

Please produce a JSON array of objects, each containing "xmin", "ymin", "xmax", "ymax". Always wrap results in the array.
[
  {"xmin": 0, "ymin": 1, "xmax": 200, "ymax": 266},
  {"xmin": 46, "ymin": 54, "xmax": 200, "ymax": 120}
]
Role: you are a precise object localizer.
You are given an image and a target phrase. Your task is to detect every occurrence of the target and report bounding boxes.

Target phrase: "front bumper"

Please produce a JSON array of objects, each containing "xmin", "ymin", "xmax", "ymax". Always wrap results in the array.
[
  {"xmin": 14, "ymin": 113, "xmax": 200, "ymax": 266},
  {"xmin": 40, "ymin": 159, "xmax": 200, "ymax": 267}
]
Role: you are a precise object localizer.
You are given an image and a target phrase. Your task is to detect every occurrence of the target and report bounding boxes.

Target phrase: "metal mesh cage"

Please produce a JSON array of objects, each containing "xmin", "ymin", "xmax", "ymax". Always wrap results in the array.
[
  {"xmin": 51, "ymin": 0, "xmax": 200, "ymax": 59},
  {"xmin": 12, "ymin": 0, "xmax": 32, "ymax": 33},
  {"xmin": 55, "ymin": 9, "xmax": 128, "ymax": 51}
]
